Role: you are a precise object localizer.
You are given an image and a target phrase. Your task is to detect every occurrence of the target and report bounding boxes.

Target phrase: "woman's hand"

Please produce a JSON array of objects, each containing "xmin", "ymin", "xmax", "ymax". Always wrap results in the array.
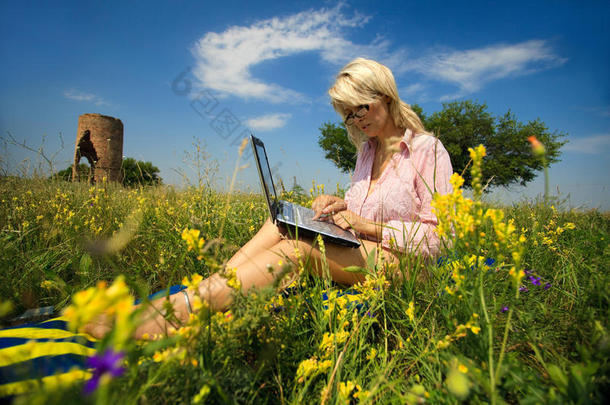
[
  {"xmin": 312, "ymin": 195, "xmax": 347, "ymax": 220},
  {"xmin": 330, "ymin": 210, "xmax": 382, "ymax": 240}
]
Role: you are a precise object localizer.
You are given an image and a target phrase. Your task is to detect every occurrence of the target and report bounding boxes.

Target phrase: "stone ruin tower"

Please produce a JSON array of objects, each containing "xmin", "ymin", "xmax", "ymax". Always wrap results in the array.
[{"xmin": 72, "ymin": 113, "xmax": 123, "ymax": 183}]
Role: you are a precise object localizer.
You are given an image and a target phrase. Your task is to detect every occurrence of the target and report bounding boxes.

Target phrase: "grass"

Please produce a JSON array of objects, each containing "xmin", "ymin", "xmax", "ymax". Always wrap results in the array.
[{"xmin": 1, "ymin": 163, "xmax": 609, "ymax": 403}]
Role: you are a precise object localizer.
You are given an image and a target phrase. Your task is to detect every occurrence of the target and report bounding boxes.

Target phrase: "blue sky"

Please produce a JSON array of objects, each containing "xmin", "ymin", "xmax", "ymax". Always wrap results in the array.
[{"xmin": 1, "ymin": 0, "xmax": 609, "ymax": 210}]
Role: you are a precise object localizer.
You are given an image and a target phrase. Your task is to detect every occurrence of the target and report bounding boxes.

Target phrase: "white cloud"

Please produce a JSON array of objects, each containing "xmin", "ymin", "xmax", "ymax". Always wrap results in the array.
[
  {"xmin": 564, "ymin": 134, "xmax": 610, "ymax": 154},
  {"xmin": 190, "ymin": 4, "xmax": 565, "ymax": 103},
  {"xmin": 63, "ymin": 89, "xmax": 111, "ymax": 106},
  {"xmin": 246, "ymin": 113, "xmax": 291, "ymax": 131},
  {"xmin": 190, "ymin": 5, "xmax": 395, "ymax": 103},
  {"xmin": 405, "ymin": 40, "xmax": 567, "ymax": 99},
  {"xmin": 402, "ymin": 83, "xmax": 425, "ymax": 96}
]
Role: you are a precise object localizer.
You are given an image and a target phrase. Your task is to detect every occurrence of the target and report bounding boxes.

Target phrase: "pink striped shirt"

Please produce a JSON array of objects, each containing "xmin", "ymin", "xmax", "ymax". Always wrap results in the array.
[{"xmin": 344, "ymin": 129, "xmax": 453, "ymax": 256}]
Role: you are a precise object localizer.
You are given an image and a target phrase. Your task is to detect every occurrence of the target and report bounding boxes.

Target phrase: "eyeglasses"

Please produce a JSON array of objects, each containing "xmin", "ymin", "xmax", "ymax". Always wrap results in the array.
[{"xmin": 344, "ymin": 105, "xmax": 370, "ymax": 126}]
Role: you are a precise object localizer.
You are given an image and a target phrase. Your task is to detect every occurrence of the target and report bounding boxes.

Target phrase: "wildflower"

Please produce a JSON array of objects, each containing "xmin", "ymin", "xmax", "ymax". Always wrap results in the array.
[
  {"xmin": 519, "ymin": 286, "xmax": 529, "ymax": 293},
  {"xmin": 529, "ymin": 276, "xmax": 541, "ymax": 286},
  {"xmin": 62, "ymin": 276, "xmax": 134, "ymax": 349},
  {"xmin": 0, "ymin": 300, "xmax": 13, "ymax": 317},
  {"xmin": 182, "ymin": 273, "xmax": 203, "ymax": 291},
  {"xmin": 446, "ymin": 367, "xmax": 470, "ymax": 399},
  {"xmin": 544, "ymin": 282, "xmax": 552, "ymax": 290},
  {"xmin": 366, "ymin": 347, "xmax": 378, "ymax": 361},
  {"xmin": 295, "ymin": 357, "xmax": 332, "ymax": 382},
  {"xmin": 338, "ymin": 380, "xmax": 357, "ymax": 401},
  {"xmin": 192, "ymin": 385, "xmax": 211, "ymax": 404},
  {"xmin": 527, "ymin": 135, "xmax": 546, "ymax": 157},
  {"xmin": 353, "ymin": 386, "xmax": 371, "ymax": 401},
  {"xmin": 405, "ymin": 301, "xmax": 415, "ymax": 322},
  {"xmin": 223, "ymin": 267, "xmax": 241, "ymax": 291},
  {"xmin": 84, "ymin": 350, "xmax": 125, "ymax": 394},
  {"xmin": 501, "ymin": 306, "xmax": 509, "ymax": 313},
  {"xmin": 458, "ymin": 364, "xmax": 468, "ymax": 373},
  {"xmin": 181, "ymin": 228, "xmax": 205, "ymax": 259}
]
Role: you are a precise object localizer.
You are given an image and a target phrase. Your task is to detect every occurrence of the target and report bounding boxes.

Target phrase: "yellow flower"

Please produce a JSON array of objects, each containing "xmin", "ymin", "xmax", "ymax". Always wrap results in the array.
[
  {"xmin": 295, "ymin": 357, "xmax": 332, "ymax": 383},
  {"xmin": 366, "ymin": 347, "xmax": 378, "ymax": 361},
  {"xmin": 62, "ymin": 275, "xmax": 135, "ymax": 349},
  {"xmin": 192, "ymin": 385, "xmax": 211, "ymax": 404},
  {"xmin": 223, "ymin": 267, "xmax": 241, "ymax": 291},
  {"xmin": 405, "ymin": 301, "xmax": 415, "ymax": 322},
  {"xmin": 338, "ymin": 380, "xmax": 357, "ymax": 400},
  {"xmin": 458, "ymin": 364, "xmax": 468, "ymax": 373},
  {"xmin": 182, "ymin": 273, "xmax": 203, "ymax": 291},
  {"xmin": 181, "ymin": 228, "xmax": 205, "ymax": 258}
]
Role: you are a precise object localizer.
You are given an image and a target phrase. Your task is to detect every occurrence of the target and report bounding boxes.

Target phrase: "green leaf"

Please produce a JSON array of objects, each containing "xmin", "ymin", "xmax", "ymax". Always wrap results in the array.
[
  {"xmin": 366, "ymin": 247, "xmax": 377, "ymax": 271},
  {"xmin": 547, "ymin": 364, "xmax": 569, "ymax": 393},
  {"xmin": 79, "ymin": 253, "xmax": 92, "ymax": 275},
  {"xmin": 342, "ymin": 266, "xmax": 368, "ymax": 274}
]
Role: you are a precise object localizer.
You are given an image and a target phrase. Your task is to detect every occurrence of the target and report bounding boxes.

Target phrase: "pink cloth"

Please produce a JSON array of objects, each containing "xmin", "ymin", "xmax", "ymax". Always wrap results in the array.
[{"xmin": 344, "ymin": 129, "xmax": 453, "ymax": 256}]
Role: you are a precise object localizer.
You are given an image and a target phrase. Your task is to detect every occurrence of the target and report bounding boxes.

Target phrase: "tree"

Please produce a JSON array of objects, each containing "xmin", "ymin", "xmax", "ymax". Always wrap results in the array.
[
  {"xmin": 54, "ymin": 163, "xmax": 92, "ymax": 181},
  {"xmin": 425, "ymin": 101, "xmax": 566, "ymax": 188},
  {"xmin": 53, "ymin": 158, "xmax": 162, "ymax": 186},
  {"xmin": 121, "ymin": 158, "xmax": 162, "ymax": 187},
  {"xmin": 317, "ymin": 100, "xmax": 567, "ymax": 190},
  {"xmin": 318, "ymin": 122, "xmax": 357, "ymax": 174}
]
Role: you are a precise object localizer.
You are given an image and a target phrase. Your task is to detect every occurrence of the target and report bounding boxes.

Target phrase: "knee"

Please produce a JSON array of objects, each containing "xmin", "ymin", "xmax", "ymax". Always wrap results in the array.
[
  {"xmin": 262, "ymin": 217, "xmax": 281, "ymax": 234},
  {"xmin": 274, "ymin": 237, "xmax": 314, "ymax": 259}
]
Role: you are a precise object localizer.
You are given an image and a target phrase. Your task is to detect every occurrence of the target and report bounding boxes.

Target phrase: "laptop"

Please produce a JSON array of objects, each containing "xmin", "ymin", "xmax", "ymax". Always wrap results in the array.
[{"xmin": 250, "ymin": 135, "xmax": 361, "ymax": 248}]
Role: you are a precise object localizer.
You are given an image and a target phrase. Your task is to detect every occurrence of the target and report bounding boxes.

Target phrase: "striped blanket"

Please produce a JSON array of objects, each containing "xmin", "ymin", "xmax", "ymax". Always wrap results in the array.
[
  {"xmin": 0, "ymin": 285, "xmax": 365, "ymax": 399},
  {"xmin": 0, "ymin": 317, "xmax": 96, "ymax": 398}
]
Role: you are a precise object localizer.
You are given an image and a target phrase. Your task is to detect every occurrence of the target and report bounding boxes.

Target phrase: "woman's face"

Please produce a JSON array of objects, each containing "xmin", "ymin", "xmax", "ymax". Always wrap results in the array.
[{"xmin": 345, "ymin": 95, "xmax": 393, "ymax": 139}]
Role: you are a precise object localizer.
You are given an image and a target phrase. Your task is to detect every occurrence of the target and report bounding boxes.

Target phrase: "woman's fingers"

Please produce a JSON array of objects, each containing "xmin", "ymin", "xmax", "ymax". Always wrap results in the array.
[
  {"xmin": 331, "ymin": 210, "xmax": 354, "ymax": 230},
  {"xmin": 322, "ymin": 200, "xmax": 347, "ymax": 214},
  {"xmin": 312, "ymin": 195, "xmax": 337, "ymax": 219}
]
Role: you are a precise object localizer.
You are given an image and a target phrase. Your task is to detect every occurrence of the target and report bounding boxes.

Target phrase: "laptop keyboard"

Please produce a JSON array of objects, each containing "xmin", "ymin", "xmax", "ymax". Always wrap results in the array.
[{"xmin": 292, "ymin": 204, "xmax": 344, "ymax": 234}]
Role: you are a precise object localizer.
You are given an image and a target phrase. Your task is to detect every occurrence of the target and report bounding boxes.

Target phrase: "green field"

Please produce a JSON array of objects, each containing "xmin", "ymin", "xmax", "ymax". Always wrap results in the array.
[{"xmin": 1, "ymin": 162, "xmax": 609, "ymax": 403}]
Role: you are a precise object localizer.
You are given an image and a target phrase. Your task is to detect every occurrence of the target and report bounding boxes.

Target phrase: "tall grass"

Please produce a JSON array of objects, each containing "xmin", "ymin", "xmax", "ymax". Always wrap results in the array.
[{"xmin": 0, "ymin": 152, "xmax": 608, "ymax": 403}]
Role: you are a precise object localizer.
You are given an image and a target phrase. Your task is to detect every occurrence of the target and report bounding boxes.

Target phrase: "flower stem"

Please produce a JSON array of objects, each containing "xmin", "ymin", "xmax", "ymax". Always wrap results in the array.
[
  {"xmin": 543, "ymin": 159, "xmax": 549, "ymax": 204},
  {"xmin": 495, "ymin": 289, "xmax": 519, "ymax": 385},
  {"xmin": 479, "ymin": 270, "xmax": 495, "ymax": 403}
]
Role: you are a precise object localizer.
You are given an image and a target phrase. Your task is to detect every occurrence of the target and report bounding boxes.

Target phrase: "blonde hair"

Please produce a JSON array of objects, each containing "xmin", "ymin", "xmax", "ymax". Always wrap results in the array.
[{"xmin": 328, "ymin": 58, "xmax": 427, "ymax": 150}]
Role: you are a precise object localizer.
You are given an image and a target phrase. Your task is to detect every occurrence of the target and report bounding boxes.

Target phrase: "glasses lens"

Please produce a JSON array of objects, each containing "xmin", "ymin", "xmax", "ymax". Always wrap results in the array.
[
  {"xmin": 344, "ymin": 105, "xmax": 369, "ymax": 126},
  {"xmin": 356, "ymin": 106, "xmax": 368, "ymax": 118}
]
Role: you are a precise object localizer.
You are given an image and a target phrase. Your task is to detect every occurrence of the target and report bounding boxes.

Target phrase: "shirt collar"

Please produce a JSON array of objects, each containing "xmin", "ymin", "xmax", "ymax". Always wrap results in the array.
[{"xmin": 399, "ymin": 128, "xmax": 415, "ymax": 153}]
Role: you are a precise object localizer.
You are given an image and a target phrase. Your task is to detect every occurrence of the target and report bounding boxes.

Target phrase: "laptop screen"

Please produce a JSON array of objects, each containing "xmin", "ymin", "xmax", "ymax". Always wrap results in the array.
[{"xmin": 251, "ymin": 135, "xmax": 278, "ymax": 218}]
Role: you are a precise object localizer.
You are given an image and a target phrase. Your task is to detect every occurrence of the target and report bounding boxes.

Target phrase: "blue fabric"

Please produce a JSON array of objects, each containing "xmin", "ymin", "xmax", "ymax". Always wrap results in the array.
[
  {"xmin": 0, "ymin": 336, "xmax": 96, "ymax": 350},
  {"xmin": 133, "ymin": 284, "xmax": 187, "ymax": 304},
  {"xmin": 1, "ymin": 284, "xmax": 367, "ymax": 398},
  {"xmin": 0, "ymin": 353, "xmax": 88, "ymax": 385}
]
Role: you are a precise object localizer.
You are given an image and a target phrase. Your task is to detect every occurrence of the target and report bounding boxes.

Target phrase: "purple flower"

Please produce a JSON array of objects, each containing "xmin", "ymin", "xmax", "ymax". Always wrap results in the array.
[
  {"xmin": 544, "ymin": 282, "xmax": 552, "ymax": 290},
  {"xmin": 519, "ymin": 286, "xmax": 529, "ymax": 293},
  {"xmin": 501, "ymin": 306, "xmax": 509, "ymax": 313},
  {"xmin": 485, "ymin": 258, "xmax": 496, "ymax": 267},
  {"xmin": 84, "ymin": 350, "xmax": 125, "ymax": 394},
  {"xmin": 529, "ymin": 276, "xmax": 541, "ymax": 286},
  {"xmin": 523, "ymin": 269, "xmax": 532, "ymax": 275}
]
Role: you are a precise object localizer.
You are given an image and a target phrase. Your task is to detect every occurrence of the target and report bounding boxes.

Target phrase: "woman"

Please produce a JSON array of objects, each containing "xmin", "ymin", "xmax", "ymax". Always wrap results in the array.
[{"xmin": 86, "ymin": 58, "xmax": 453, "ymax": 339}]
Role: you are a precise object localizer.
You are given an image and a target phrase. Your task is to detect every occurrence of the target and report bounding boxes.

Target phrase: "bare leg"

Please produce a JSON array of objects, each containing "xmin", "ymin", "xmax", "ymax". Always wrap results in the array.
[
  {"xmin": 225, "ymin": 218, "xmax": 284, "ymax": 269},
  {"xmin": 88, "ymin": 229, "xmax": 397, "ymax": 339},
  {"xmin": 195, "ymin": 236, "xmax": 397, "ymax": 312}
]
